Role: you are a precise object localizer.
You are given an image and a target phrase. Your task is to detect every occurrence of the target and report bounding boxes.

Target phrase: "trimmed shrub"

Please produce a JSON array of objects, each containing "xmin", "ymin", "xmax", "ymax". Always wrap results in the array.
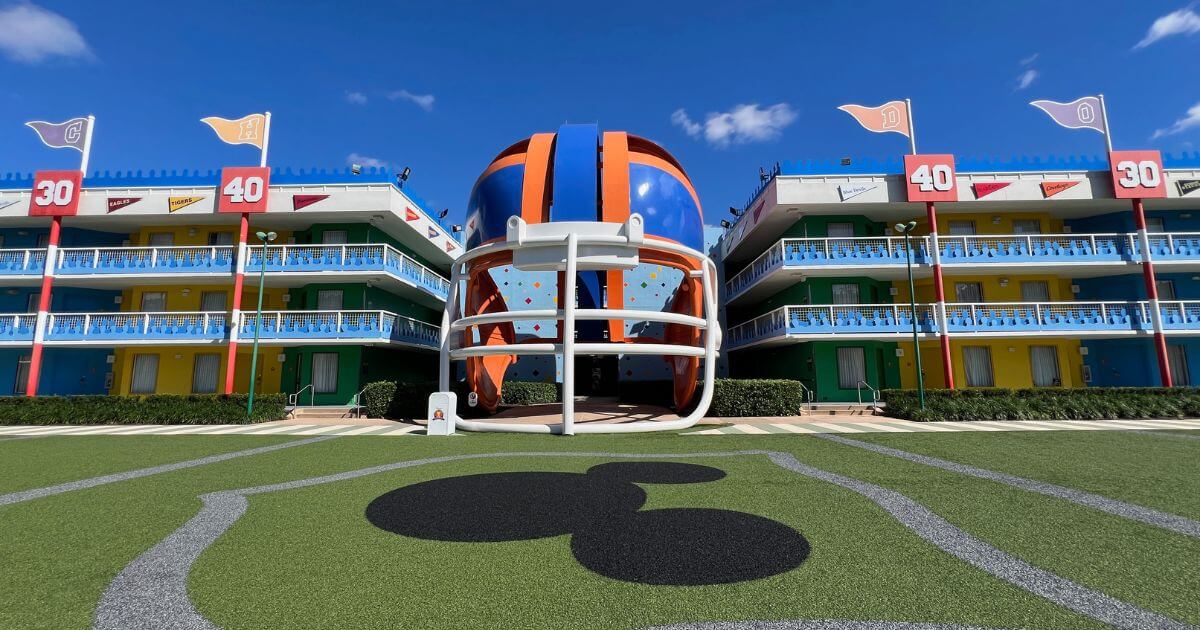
[
  {"xmin": 620, "ymin": 379, "xmax": 807, "ymax": 417},
  {"xmin": 498, "ymin": 381, "xmax": 558, "ymax": 406},
  {"xmin": 358, "ymin": 380, "xmax": 559, "ymax": 419},
  {"xmin": 0, "ymin": 394, "xmax": 286, "ymax": 425},
  {"xmin": 358, "ymin": 381, "xmax": 397, "ymax": 419},
  {"xmin": 882, "ymin": 387, "xmax": 1200, "ymax": 422}
]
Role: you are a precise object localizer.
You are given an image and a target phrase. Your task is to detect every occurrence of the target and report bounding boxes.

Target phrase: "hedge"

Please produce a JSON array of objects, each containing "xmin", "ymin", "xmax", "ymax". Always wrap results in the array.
[
  {"xmin": 359, "ymin": 380, "xmax": 559, "ymax": 419},
  {"xmin": 882, "ymin": 387, "xmax": 1200, "ymax": 422},
  {"xmin": 620, "ymin": 378, "xmax": 807, "ymax": 417},
  {"xmin": 0, "ymin": 394, "xmax": 287, "ymax": 425}
]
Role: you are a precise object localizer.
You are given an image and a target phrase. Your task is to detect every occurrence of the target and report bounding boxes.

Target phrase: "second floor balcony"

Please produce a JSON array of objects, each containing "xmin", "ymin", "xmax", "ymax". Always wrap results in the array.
[
  {"xmin": 0, "ymin": 243, "xmax": 451, "ymax": 304},
  {"xmin": 725, "ymin": 233, "xmax": 1200, "ymax": 304},
  {"xmin": 726, "ymin": 301, "xmax": 1200, "ymax": 350},
  {"xmin": 0, "ymin": 310, "xmax": 439, "ymax": 350}
]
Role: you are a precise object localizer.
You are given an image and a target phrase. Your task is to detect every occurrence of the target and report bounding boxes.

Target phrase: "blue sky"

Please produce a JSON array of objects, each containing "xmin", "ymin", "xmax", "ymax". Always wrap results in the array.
[{"xmin": 2, "ymin": 0, "xmax": 1200, "ymax": 226}]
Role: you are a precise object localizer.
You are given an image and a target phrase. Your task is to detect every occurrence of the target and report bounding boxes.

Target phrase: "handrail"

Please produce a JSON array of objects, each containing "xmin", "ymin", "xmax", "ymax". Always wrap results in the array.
[
  {"xmin": 350, "ymin": 385, "xmax": 371, "ymax": 418},
  {"xmin": 798, "ymin": 381, "xmax": 815, "ymax": 404},
  {"xmin": 857, "ymin": 380, "xmax": 879, "ymax": 408},
  {"xmin": 290, "ymin": 383, "xmax": 314, "ymax": 407}
]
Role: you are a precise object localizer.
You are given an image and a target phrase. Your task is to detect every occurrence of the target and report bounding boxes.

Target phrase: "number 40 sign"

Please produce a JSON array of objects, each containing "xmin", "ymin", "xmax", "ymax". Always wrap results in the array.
[
  {"xmin": 904, "ymin": 154, "xmax": 958, "ymax": 202},
  {"xmin": 218, "ymin": 166, "xmax": 271, "ymax": 213}
]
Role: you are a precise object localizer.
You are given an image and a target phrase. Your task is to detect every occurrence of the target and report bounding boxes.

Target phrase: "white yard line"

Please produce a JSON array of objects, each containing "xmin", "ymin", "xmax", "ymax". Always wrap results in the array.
[
  {"xmin": 771, "ymin": 423, "xmax": 820, "ymax": 434},
  {"xmin": 807, "ymin": 422, "xmax": 867, "ymax": 433}
]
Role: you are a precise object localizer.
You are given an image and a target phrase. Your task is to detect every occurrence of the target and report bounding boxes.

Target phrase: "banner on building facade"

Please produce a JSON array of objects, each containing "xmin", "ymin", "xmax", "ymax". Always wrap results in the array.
[
  {"xmin": 168, "ymin": 196, "xmax": 205, "ymax": 212},
  {"xmin": 837, "ymin": 184, "xmax": 877, "ymax": 201},
  {"xmin": 405, "ymin": 207, "xmax": 420, "ymax": 221},
  {"xmin": 292, "ymin": 194, "xmax": 329, "ymax": 210},
  {"xmin": 972, "ymin": 182, "xmax": 1010, "ymax": 198},
  {"xmin": 1041, "ymin": 181, "xmax": 1080, "ymax": 197},
  {"xmin": 107, "ymin": 197, "xmax": 141, "ymax": 213},
  {"xmin": 1177, "ymin": 180, "xmax": 1200, "ymax": 196}
]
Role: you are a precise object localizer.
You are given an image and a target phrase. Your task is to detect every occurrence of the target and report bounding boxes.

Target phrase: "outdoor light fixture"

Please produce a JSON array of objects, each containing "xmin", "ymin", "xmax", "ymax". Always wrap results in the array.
[
  {"xmin": 759, "ymin": 167, "xmax": 769, "ymax": 182},
  {"xmin": 350, "ymin": 164, "xmax": 362, "ymax": 175},
  {"xmin": 438, "ymin": 208, "xmax": 449, "ymax": 219},
  {"xmin": 452, "ymin": 225, "xmax": 463, "ymax": 233},
  {"xmin": 246, "ymin": 230, "xmax": 278, "ymax": 421},
  {"xmin": 720, "ymin": 219, "xmax": 731, "ymax": 228},
  {"xmin": 841, "ymin": 157, "xmax": 852, "ymax": 166},
  {"xmin": 397, "ymin": 166, "xmax": 411, "ymax": 188},
  {"xmin": 894, "ymin": 220, "xmax": 925, "ymax": 410},
  {"xmin": 729, "ymin": 206, "xmax": 741, "ymax": 217}
]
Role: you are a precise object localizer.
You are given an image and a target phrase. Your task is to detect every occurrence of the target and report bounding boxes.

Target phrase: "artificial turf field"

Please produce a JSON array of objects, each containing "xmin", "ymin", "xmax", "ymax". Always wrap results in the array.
[{"xmin": 1, "ymin": 429, "xmax": 1197, "ymax": 629}]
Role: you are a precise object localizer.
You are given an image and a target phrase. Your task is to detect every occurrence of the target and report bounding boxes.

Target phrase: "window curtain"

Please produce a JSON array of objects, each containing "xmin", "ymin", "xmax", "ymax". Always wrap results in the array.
[
  {"xmin": 954, "ymin": 283, "xmax": 983, "ymax": 303},
  {"xmin": 140, "ymin": 292, "xmax": 167, "ymax": 311},
  {"xmin": 191, "ymin": 354, "xmax": 220, "ymax": 393},
  {"xmin": 1020, "ymin": 281, "xmax": 1050, "ymax": 302},
  {"xmin": 1156, "ymin": 280, "xmax": 1177, "ymax": 301},
  {"xmin": 826, "ymin": 223, "xmax": 855, "ymax": 237},
  {"xmin": 312, "ymin": 353, "xmax": 339, "ymax": 394},
  {"xmin": 317, "ymin": 290, "xmax": 343, "ymax": 311},
  {"xmin": 200, "ymin": 291, "xmax": 228, "ymax": 312},
  {"xmin": 831, "ymin": 284, "xmax": 860, "ymax": 305},
  {"xmin": 1012, "ymin": 219, "xmax": 1042, "ymax": 234},
  {"xmin": 13, "ymin": 354, "xmax": 30, "ymax": 395},
  {"xmin": 1030, "ymin": 346, "xmax": 1060, "ymax": 387},
  {"xmin": 962, "ymin": 346, "xmax": 994, "ymax": 387},
  {"xmin": 836, "ymin": 347, "xmax": 866, "ymax": 389},
  {"xmin": 1168, "ymin": 345, "xmax": 1190, "ymax": 387},
  {"xmin": 948, "ymin": 221, "xmax": 976, "ymax": 235},
  {"xmin": 130, "ymin": 354, "xmax": 159, "ymax": 394},
  {"xmin": 322, "ymin": 230, "xmax": 349, "ymax": 244},
  {"xmin": 147, "ymin": 233, "xmax": 175, "ymax": 246}
]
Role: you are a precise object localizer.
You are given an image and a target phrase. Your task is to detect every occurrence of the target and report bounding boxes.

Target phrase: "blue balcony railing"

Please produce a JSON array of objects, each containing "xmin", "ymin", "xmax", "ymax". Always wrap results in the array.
[
  {"xmin": 725, "ymin": 233, "xmax": 1200, "ymax": 300},
  {"xmin": 56, "ymin": 246, "xmax": 235, "ymax": 275},
  {"xmin": 726, "ymin": 301, "xmax": 1196, "ymax": 349},
  {"xmin": 238, "ymin": 310, "xmax": 439, "ymax": 348},
  {"xmin": 0, "ymin": 249, "xmax": 47, "ymax": 275},
  {"xmin": 0, "ymin": 314, "xmax": 38, "ymax": 342},
  {"xmin": 245, "ymin": 244, "xmax": 450, "ymax": 297},
  {"xmin": 43, "ymin": 312, "xmax": 228, "ymax": 343}
]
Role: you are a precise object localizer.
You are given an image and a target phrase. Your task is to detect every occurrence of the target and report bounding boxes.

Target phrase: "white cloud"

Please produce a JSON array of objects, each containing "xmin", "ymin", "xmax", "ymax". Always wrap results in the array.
[
  {"xmin": 387, "ymin": 89, "xmax": 435, "ymax": 112},
  {"xmin": 1019, "ymin": 53, "xmax": 1039, "ymax": 66},
  {"xmin": 1134, "ymin": 6, "xmax": 1200, "ymax": 49},
  {"xmin": 346, "ymin": 153, "xmax": 388, "ymax": 168},
  {"xmin": 671, "ymin": 109, "xmax": 701, "ymax": 137},
  {"xmin": 673, "ymin": 103, "xmax": 797, "ymax": 148},
  {"xmin": 1015, "ymin": 69, "xmax": 1038, "ymax": 91},
  {"xmin": 0, "ymin": 2, "xmax": 91, "ymax": 63},
  {"xmin": 345, "ymin": 91, "xmax": 368, "ymax": 105},
  {"xmin": 1152, "ymin": 101, "xmax": 1200, "ymax": 139}
]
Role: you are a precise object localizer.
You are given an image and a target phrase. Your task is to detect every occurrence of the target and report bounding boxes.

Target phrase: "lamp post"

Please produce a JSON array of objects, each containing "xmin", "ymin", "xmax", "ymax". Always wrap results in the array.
[
  {"xmin": 895, "ymin": 221, "xmax": 926, "ymax": 410},
  {"xmin": 246, "ymin": 230, "xmax": 277, "ymax": 420}
]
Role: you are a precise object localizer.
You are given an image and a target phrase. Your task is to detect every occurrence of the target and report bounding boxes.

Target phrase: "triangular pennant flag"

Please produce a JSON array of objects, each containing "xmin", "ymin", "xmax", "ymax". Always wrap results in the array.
[
  {"xmin": 838, "ymin": 184, "xmax": 877, "ymax": 201},
  {"xmin": 107, "ymin": 197, "xmax": 141, "ymax": 213},
  {"xmin": 445, "ymin": 240, "xmax": 457, "ymax": 252},
  {"xmin": 168, "ymin": 196, "xmax": 205, "ymax": 212},
  {"xmin": 1178, "ymin": 180, "xmax": 1200, "ymax": 196},
  {"xmin": 1041, "ymin": 181, "xmax": 1080, "ymax": 198},
  {"xmin": 0, "ymin": 199, "xmax": 20, "ymax": 211},
  {"xmin": 427, "ymin": 227, "xmax": 440, "ymax": 239},
  {"xmin": 292, "ymin": 194, "xmax": 329, "ymax": 211},
  {"xmin": 405, "ymin": 207, "xmax": 419, "ymax": 221},
  {"xmin": 972, "ymin": 182, "xmax": 1011, "ymax": 198},
  {"xmin": 467, "ymin": 218, "xmax": 476, "ymax": 230}
]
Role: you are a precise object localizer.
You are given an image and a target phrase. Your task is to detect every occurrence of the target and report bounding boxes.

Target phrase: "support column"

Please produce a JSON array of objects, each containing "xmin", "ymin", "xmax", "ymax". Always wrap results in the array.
[
  {"xmin": 925, "ymin": 201, "xmax": 955, "ymax": 388},
  {"xmin": 25, "ymin": 216, "xmax": 62, "ymax": 397},
  {"xmin": 1132, "ymin": 198, "xmax": 1173, "ymax": 387},
  {"xmin": 223, "ymin": 213, "xmax": 250, "ymax": 394}
]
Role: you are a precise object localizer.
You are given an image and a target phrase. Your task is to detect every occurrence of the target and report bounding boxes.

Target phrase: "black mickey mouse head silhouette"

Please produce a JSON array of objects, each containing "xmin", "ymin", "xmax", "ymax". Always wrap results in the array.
[{"xmin": 365, "ymin": 461, "xmax": 809, "ymax": 585}]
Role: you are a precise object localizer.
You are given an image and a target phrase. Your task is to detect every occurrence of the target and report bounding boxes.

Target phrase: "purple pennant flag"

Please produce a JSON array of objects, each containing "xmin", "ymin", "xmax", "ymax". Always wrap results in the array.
[
  {"xmin": 1029, "ymin": 97, "xmax": 1106, "ymax": 134},
  {"xmin": 25, "ymin": 117, "xmax": 89, "ymax": 151}
]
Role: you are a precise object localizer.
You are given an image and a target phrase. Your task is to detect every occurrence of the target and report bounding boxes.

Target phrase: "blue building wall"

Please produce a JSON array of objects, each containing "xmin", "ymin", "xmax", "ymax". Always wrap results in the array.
[{"xmin": 0, "ymin": 226, "xmax": 127, "ymax": 249}]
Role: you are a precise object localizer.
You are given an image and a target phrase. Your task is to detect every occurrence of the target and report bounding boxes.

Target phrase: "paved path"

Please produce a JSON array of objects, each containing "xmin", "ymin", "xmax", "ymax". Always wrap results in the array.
[
  {"xmin": 1, "ymin": 418, "xmax": 1199, "ymax": 438},
  {"xmin": 687, "ymin": 418, "xmax": 1200, "ymax": 435}
]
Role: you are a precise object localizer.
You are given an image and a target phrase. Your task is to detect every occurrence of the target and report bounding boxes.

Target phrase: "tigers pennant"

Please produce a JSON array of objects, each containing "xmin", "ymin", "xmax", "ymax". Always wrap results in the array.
[
  {"xmin": 169, "ymin": 196, "xmax": 205, "ymax": 212},
  {"xmin": 107, "ymin": 197, "xmax": 141, "ymax": 213}
]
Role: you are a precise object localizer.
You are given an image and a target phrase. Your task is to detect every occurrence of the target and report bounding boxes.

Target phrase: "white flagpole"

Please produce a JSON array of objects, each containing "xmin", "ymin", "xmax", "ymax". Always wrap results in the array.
[
  {"xmin": 1098, "ymin": 94, "xmax": 1114, "ymax": 153},
  {"xmin": 79, "ymin": 115, "xmax": 96, "ymax": 174},
  {"xmin": 259, "ymin": 111, "xmax": 272, "ymax": 167},
  {"xmin": 905, "ymin": 98, "xmax": 917, "ymax": 155}
]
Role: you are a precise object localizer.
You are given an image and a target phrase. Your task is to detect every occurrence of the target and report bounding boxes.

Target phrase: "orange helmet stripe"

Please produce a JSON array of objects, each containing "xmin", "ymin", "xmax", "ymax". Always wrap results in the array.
[
  {"xmin": 602, "ymin": 131, "xmax": 631, "ymax": 341},
  {"xmin": 521, "ymin": 132, "xmax": 555, "ymax": 225}
]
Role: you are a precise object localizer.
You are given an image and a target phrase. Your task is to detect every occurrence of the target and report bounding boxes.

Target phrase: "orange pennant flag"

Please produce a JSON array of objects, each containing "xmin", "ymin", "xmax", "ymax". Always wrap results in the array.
[
  {"xmin": 837, "ymin": 101, "xmax": 910, "ymax": 137},
  {"xmin": 200, "ymin": 113, "xmax": 267, "ymax": 148}
]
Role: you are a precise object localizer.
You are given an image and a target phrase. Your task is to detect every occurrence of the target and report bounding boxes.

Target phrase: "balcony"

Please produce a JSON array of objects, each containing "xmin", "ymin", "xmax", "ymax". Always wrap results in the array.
[
  {"xmin": 726, "ymin": 301, "xmax": 1200, "ymax": 350},
  {"xmin": 0, "ymin": 310, "xmax": 439, "ymax": 350},
  {"xmin": 725, "ymin": 233, "xmax": 1200, "ymax": 304},
  {"xmin": 0, "ymin": 244, "xmax": 450, "ymax": 304}
]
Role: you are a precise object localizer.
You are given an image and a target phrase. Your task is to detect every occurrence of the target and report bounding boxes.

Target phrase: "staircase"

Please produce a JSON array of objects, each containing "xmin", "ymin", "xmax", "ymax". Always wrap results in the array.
[
  {"xmin": 801, "ymin": 403, "xmax": 880, "ymax": 418},
  {"xmin": 288, "ymin": 405, "xmax": 361, "ymax": 422}
]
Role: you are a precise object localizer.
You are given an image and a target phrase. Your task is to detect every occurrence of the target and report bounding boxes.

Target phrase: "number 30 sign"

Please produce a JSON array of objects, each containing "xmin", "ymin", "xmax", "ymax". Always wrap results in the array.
[
  {"xmin": 1109, "ymin": 150, "xmax": 1166, "ymax": 199},
  {"xmin": 904, "ymin": 154, "xmax": 958, "ymax": 202},
  {"xmin": 218, "ymin": 166, "xmax": 271, "ymax": 213},
  {"xmin": 29, "ymin": 170, "xmax": 83, "ymax": 217}
]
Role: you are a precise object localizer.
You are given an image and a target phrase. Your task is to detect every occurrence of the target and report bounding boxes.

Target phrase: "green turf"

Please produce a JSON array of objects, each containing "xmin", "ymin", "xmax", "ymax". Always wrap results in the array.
[{"xmin": 0, "ymin": 431, "xmax": 1196, "ymax": 629}]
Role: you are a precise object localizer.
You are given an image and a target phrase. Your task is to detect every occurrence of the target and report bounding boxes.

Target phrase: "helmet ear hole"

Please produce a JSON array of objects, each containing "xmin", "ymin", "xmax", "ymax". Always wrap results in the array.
[{"xmin": 585, "ymin": 462, "xmax": 726, "ymax": 485}]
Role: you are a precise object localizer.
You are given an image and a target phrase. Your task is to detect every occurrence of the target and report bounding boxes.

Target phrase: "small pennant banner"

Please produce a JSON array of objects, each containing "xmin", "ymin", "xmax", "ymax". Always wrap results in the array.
[
  {"xmin": 1177, "ymin": 180, "xmax": 1200, "ymax": 196},
  {"xmin": 107, "ymin": 197, "xmax": 141, "ymax": 213},
  {"xmin": 972, "ymin": 182, "xmax": 1011, "ymax": 198},
  {"xmin": 292, "ymin": 194, "xmax": 329, "ymax": 211},
  {"xmin": 168, "ymin": 196, "xmax": 205, "ymax": 212},
  {"xmin": 427, "ymin": 227, "xmax": 440, "ymax": 239},
  {"xmin": 1041, "ymin": 181, "xmax": 1080, "ymax": 198},
  {"xmin": 752, "ymin": 200, "xmax": 765, "ymax": 222},
  {"xmin": 445, "ymin": 241, "xmax": 457, "ymax": 252},
  {"xmin": 838, "ymin": 184, "xmax": 877, "ymax": 201},
  {"xmin": 467, "ymin": 218, "xmax": 476, "ymax": 230},
  {"xmin": 0, "ymin": 199, "xmax": 20, "ymax": 211},
  {"xmin": 405, "ymin": 207, "xmax": 419, "ymax": 221}
]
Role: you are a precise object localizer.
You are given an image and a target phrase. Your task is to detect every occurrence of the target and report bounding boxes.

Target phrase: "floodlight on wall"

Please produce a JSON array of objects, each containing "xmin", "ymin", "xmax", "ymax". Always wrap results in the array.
[
  {"xmin": 720, "ymin": 219, "xmax": 731, "ymax": 228},
  {"xmin": 438, "ymin": 208, "xmax": 449, "ymax": 219},
  {"xmin": 841, "ymin": 158, "xmax": 852, "ymax": 166},
  {"xmin": 452, "ymin": 225, "xmax": 464, "ymax": 233},
  {"xmin": 398, "ymin": 166, "xmax": 411, "ymax": 188},
  {"xmin": 729, "ymin": 206, "xmax": 742, "ymax": 217}
]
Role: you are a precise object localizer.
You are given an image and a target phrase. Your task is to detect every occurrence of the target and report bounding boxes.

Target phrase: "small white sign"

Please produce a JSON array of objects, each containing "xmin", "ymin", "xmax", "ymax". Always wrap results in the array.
[{"xmin": 838, "ymin": 184, "xmax": 877, "ymax": 201}]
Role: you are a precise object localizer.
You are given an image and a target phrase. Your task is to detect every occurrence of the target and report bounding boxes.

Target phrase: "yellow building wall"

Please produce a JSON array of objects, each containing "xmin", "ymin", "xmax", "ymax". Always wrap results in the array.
[
  {"xmin": 110, "ymin": 345, "xmax": 285, "ymax": 395},
  {"xmin": 128, "ymin": 225, "xmax": 293, "ymax": 247},
  {"xmin": 897, "ymin": 338, "xmax": 1085, "ymax": 390},
  {"xmin": 894, "ymin": 274, "xmax": 1075, "ymax": 305},
  {"xmin": 898, "ymin": 212, "xmax": 1066, "ymax": 237},
  {"xmin": 119, "ymin": 285, "xmax": 290, "ymax": 312}
]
